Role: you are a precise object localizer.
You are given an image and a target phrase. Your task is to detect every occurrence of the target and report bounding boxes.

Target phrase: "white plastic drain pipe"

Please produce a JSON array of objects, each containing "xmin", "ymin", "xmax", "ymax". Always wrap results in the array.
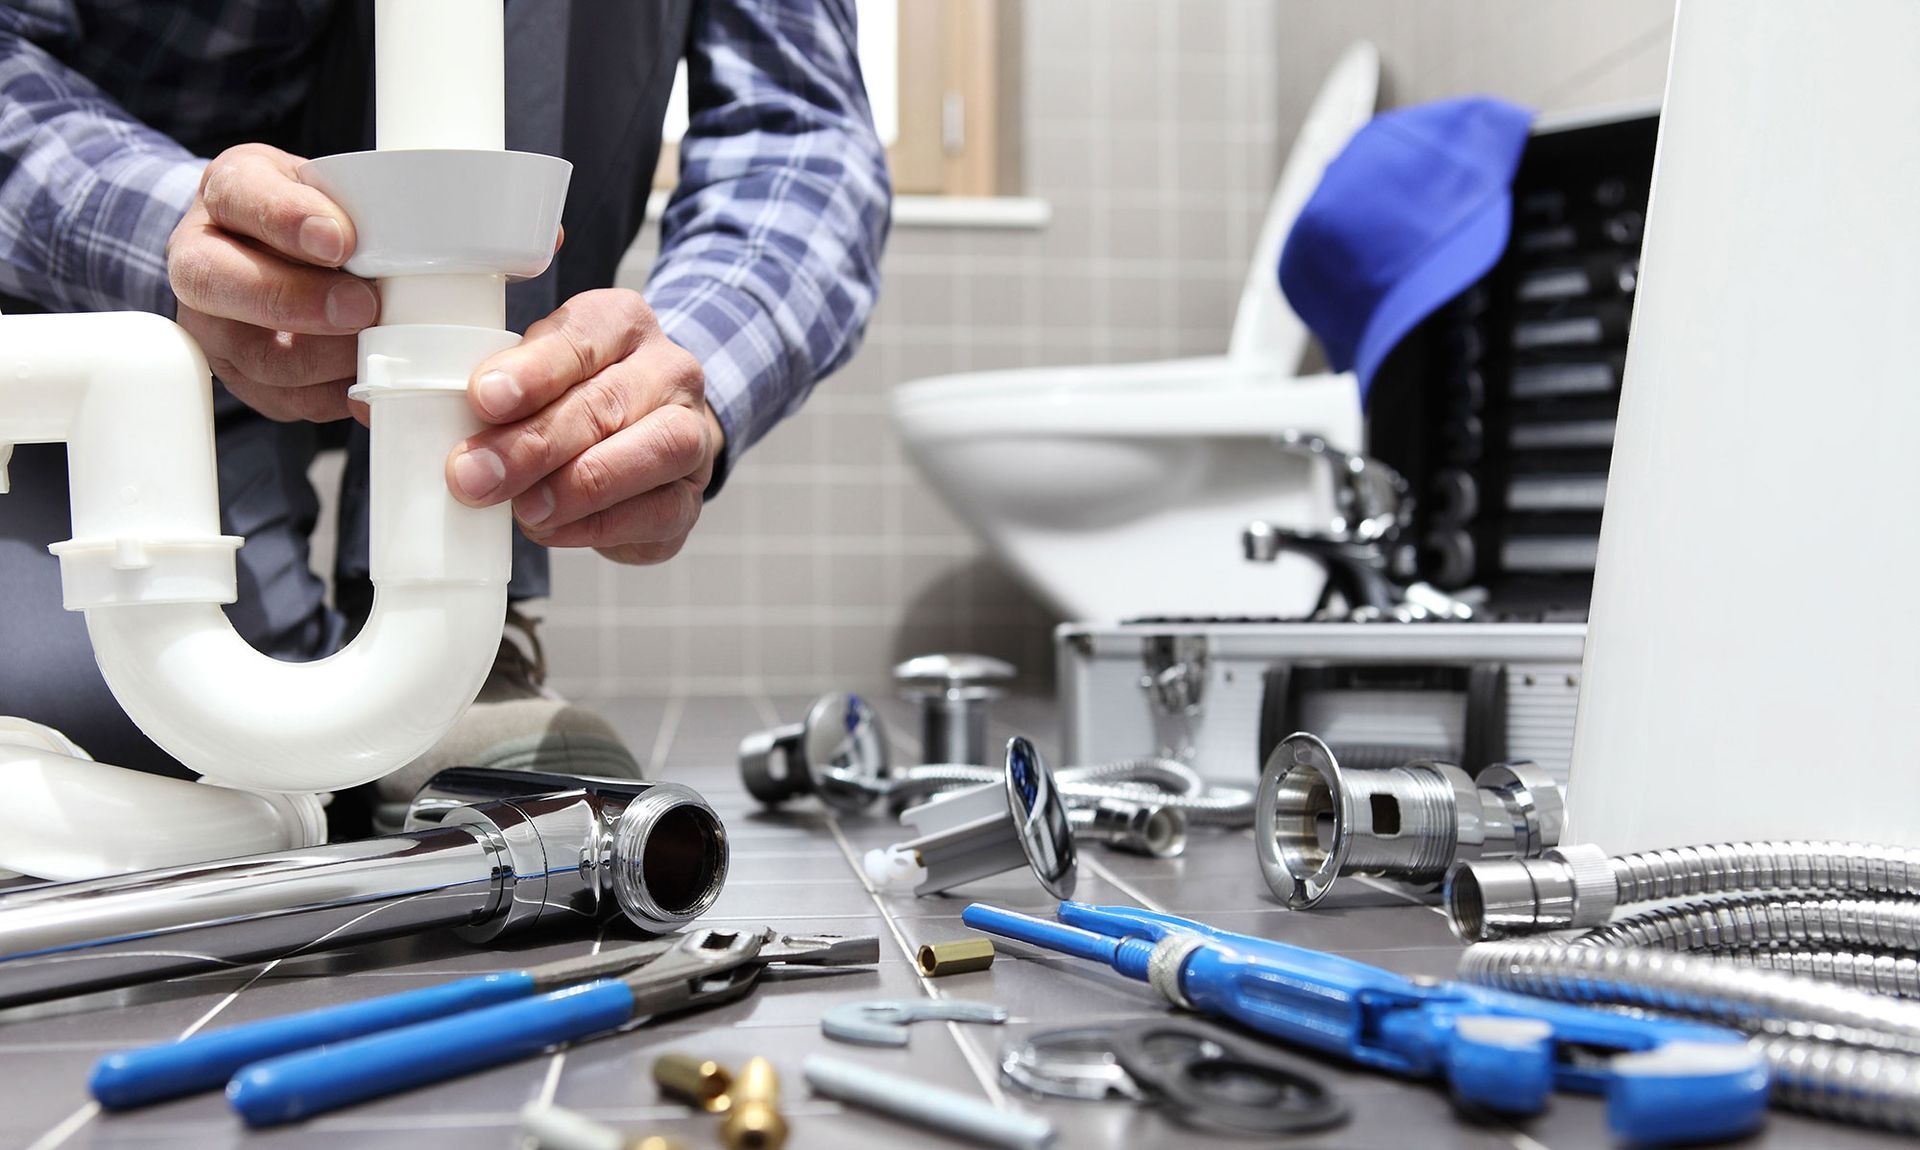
[
  {"xmin": 0, "ymin": 720, "xmax": 325, "ymax": 880},
  {"xmin": 0, "ymin": 0, "xmax": 565, "ymax": 812}
]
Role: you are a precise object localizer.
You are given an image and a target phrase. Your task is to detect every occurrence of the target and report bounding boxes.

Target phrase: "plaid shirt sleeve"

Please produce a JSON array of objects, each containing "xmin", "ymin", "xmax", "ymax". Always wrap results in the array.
[
  {"xmin": 0, "ymin": 5, "xmax": 205, "ymax": 315},
  {"xmin": 647, "ymin": 0, "xmax": 892, "ymax": 484}
]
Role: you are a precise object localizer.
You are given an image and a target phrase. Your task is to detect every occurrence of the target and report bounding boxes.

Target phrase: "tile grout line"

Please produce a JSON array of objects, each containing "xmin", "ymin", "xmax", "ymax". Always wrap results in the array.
[
  {"xmin": 647, "ymin": 693, "xmax": 687, "ymax": 776},
  {"xmin": 1078, "ymin": 854, "xmax": 1167, "ymax": 914},
  {"xmin": 27, "ymin": 958, "xmax": 287, "ymax": 1150},
  {"xmin": 820, "ymin": 813, "xmax": 1011, "ymax": 1111},
  {"xmin": 1353, "ymin": 874, "xmax": 1452, "ymax": 918}
]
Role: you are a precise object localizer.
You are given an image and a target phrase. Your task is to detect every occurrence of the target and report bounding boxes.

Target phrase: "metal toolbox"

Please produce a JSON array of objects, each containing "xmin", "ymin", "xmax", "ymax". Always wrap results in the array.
[{"xmin": 1057, "ymin": 620, "xmax": 1586, "ymax": 786}]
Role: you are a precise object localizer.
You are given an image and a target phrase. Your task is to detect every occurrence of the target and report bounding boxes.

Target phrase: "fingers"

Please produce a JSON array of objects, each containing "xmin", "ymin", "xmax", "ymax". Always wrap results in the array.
[
  {"xmin": 181, "ymin": 311, "xmax": 359, "ymax": 390},
  {"xmin": 464, "ymin": 289, "xmax": 652, "ymax": 422},
  {"xmin": 529, "ymin": 476, "xmax": 706, "ymax": 555},
  {"xmin": 219, "ymin": 374, "xmax": 356, "ymax": 424},
  {"xmin": 203, "ymin": 143, "xmax": 359, "ymax": 267},
  {"xmin": 169, "ymin": 218, "xmax": 379, "ymax": 335}
]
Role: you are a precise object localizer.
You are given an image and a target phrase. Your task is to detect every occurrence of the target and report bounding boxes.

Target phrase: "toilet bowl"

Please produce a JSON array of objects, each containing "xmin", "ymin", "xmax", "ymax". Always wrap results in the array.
[{"xmin": 893, "ymin": 43, "xmax": 1379, "ymax": 621}]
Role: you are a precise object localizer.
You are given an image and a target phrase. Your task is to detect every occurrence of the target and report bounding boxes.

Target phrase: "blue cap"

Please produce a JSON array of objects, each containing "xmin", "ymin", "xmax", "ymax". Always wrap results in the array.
[{"xmin": 1279, "ymin": 97, "xmax": 1533, "ymax": 398}]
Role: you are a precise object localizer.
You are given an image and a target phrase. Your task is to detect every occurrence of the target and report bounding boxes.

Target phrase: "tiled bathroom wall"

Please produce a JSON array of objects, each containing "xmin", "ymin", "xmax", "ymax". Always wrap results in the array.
[{"xmin": 538, "ymin": 0, "xmax": 1677, "ymax": 700}]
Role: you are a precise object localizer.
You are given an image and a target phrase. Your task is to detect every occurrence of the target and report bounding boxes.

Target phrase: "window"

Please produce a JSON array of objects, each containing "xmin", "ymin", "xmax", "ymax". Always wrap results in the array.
[{"xmin": 656, "ymin": 0, "xmax": 1021, "ymax": 198}]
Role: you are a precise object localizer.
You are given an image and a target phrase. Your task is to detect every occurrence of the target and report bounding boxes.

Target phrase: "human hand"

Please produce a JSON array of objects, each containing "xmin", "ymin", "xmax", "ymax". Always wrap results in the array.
[
  {"xmin": 167, "ymin": 144, "xmax": 377, "ymax": 423},
  {"xmin": 445, "ymin": 289, "xmax": 724, "ymax": 565}
]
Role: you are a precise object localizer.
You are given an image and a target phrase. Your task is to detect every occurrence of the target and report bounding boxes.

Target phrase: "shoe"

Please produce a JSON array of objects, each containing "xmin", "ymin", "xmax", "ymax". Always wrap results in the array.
[{"xmin": 370, "ymin": 605, "xmax": 643, "ymax": 833}]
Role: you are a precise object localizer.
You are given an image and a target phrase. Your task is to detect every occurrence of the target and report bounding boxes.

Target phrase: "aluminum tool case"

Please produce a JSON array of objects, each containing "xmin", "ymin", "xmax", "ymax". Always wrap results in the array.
[{"xmin": 1057, "ymin": 621, "xmax": 1586, "ymax": 786}]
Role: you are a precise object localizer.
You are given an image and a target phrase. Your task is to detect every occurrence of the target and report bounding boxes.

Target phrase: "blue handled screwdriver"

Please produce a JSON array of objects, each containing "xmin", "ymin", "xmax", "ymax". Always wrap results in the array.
[{"xmin": 90, "ymin": 937, "xmax": 679, "ymax": 1110}]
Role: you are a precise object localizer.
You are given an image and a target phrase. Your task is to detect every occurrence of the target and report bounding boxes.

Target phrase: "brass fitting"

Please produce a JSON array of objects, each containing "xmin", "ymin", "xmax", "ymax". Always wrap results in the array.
[
  {"xmin": 720, "ymin": 1056, "xmax": 788, "ymax": 1150},
  {"xmin": 652, "ymin": 1052, "xmax": 732, "ymax": 1113},
  {"xmin": 916, "ymin": 937, "xmax": 995, "ymax": 977}
]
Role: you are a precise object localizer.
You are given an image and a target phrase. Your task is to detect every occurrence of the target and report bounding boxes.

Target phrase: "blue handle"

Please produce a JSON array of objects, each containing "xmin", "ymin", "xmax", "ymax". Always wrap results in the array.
[
  {"xmin": 89, "ymin": 971, "xmax": 535, "ymax": 1110},
  {"xmin": 227, "ymin": 979, "xmax": 635, "ymax": 1126}
]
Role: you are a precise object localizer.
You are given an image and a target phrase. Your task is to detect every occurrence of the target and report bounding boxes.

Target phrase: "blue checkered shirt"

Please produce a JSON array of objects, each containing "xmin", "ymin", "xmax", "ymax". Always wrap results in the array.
[{"xmin": 0, "ymin": 0, "xmax": 890, "ymax": 470}]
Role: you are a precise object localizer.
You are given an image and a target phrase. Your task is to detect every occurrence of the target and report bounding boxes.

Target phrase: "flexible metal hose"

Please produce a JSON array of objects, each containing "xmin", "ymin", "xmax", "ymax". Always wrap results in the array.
[
  {"xmin": 1751, "ymin": 1034, "xmax": 1920, "ymax": 1133},
  {"xmin": 1608, "ymin": 842, "xmax": 1920, "ymax": 906},
  {"xmin": 1580, "ymin": 896, "xmax": 1920, "ymax": 958},
  {"xmin": 1721, "ymin": 950, "xmax": 1920, "ymax": 999},
  {"xmin": 1461, "ymin": 941, "xmax": 1920, "ymax": 1051},
  {"xmin": 884, "ymin": 758, "xmax": 1255, "ymax": 827}
]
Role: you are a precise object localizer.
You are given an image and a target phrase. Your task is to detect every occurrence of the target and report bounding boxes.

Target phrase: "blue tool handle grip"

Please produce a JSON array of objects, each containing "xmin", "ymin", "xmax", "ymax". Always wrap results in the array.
[
  {"xmin": 227, "ymin": 979, "xmax": 635, "ymax": 1127},
  {"xmin": 89, "ymin": 971, "xmax": 536, "ymax": 1110}
]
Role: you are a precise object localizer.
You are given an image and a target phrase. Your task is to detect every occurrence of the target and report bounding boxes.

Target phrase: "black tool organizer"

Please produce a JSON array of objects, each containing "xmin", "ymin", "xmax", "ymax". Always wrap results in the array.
[{"xmin": 1369, "ymin": 110, "xmax": 1659, "ymax": 620}]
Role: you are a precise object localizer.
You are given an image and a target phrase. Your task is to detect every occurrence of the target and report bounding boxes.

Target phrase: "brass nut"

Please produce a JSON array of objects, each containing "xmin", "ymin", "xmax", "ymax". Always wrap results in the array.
[
  {"xmin": 720, "ymin": 1056, "xmax": 788, "ymax": 1150},
  {"xmin": 652, "ymin": 1052, "xmax": 733, "ymax": 1113},
  {"xmin": 917, "ymin": 937, "xmax": 995, "ymax": 977}
]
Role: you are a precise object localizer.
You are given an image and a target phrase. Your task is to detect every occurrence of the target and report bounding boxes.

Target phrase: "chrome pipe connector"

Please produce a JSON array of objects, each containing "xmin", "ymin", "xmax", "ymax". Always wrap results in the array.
[
  {"xmin": 1443, "ymin": 844, "xmax": 1615, "ymax": 942},
  {"xmin": 737, "ymin": 692, "xmax": 893, "ymax": 813},
  {"xmin": 1069, "ymin": 799, "xmax": 1187, "ymax": 858},
  {"xmin": 1255, "ymin": 732, "xmax": 1563, "ymax": 909},
  {"xmin": 893, "ymin": 653, "xmax": 1015, "ymax": 767},
  {"xmin": 1446, "ymin": 840, "xmax": 1920, "ymax": 944},
  {"xmin": 864, "ymin": 737, "xmax": 1077, "ymax": 899},
  {"xmin": 0, "ymin": 769, "xmax": 728, "ymax": 1006}
]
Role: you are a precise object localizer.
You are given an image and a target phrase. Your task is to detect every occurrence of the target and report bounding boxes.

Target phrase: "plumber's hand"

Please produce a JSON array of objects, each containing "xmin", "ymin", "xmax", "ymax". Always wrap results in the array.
[
  {"xmin": 167, "ymin": 144, "xmax": 375, "ymax": 423},
  {"xmin": 447, "ymin": 289, "xmax": 723, "ymax": 565}
]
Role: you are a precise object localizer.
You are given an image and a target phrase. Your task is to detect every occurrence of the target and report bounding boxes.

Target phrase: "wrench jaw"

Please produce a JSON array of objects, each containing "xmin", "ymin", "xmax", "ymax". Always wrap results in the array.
[{"xmin": 820, "ymin": 1000, "xmax": 1011, "ymax": 1047}]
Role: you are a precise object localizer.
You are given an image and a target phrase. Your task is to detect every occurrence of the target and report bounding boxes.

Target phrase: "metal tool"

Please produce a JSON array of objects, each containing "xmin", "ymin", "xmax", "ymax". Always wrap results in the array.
[
  {"xmin": 961, "ymin": 901, "xmax": 1771, "ymax": 1146},
  {"xmin": 803, "ymin": 1054, "xmax": 1055, "ymax": 1150},
  {"xmin": 94, "ymin": 927, "xmax": 872, "ymax": 1113},
  {"xmin": 0, "ymin": 770, "xmax": 727, "ymax": 1008},
  {"xmin": 737, "ymin": 692, "xmax": 894, "ymax": 813},
  {"xmin": 521, "ymin": 1103, "xmax": 683, "ymax": 1150},
  {"xmin": 1068, "ymin": 798, "xmax": 1185, "ymax": 858},
  {"xmin": 184, "ymin": 928, "xmax": 874, "ymax": 1125},
  {"xmin": 917, "ymin": 938, "xmax": 995, "ymax": 977},
  {"xmin": 653, "ymin": 1053, "xmax": 732, "ymax": 1113},
  {"xmin": 863, "ymin": 737, "xmax": 1076, "ymax": 899},
  {"xmin": 1255, "ymin": 732, "xmax": 1562, "ymax": 909},
  {"xmin": 721, "ymin": 1056, "xmax": 787, "ymax": 1150},
  {"xmin": 821, "ymin": 999, "xmax": 1008, "ymax": 1047},
  {"xmin": 894, "ymin": 653, "xmax": 1015, "ymax": 766}
]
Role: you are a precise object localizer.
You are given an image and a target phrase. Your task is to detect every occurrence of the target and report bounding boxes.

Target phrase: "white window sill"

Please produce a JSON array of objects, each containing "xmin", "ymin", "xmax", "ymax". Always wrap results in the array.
[{"xmin": 644, "ymin": 191, "xmax": 1050, "ymax": 230}]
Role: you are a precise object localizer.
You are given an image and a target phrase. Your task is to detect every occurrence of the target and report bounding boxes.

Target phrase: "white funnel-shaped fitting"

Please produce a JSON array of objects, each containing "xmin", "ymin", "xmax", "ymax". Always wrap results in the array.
[
  {"xmin": 0, "ymin": 720, "xmax": 326, "ymax": 879},
  {"xmin": 0, "ymin": 0, "xmax": 570, "ymax": 797}
]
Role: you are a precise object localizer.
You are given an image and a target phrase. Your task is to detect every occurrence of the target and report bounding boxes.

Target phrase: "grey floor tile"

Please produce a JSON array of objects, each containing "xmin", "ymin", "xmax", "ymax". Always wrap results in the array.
[{"xmin": 5, "ymin": 690, "xmax": 1912, "ymax": 1150}]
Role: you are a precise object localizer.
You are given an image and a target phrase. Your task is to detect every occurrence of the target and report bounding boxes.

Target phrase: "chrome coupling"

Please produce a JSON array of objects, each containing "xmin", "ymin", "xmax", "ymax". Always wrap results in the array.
[
  {"xmin": 1069, "ymin": 798, "xmax": 1187, "ymax": 859},
  {"xmin": 893, "ymin": 653, "xmax": 1015, "ymax": 766},
  {"xmin": 864, "ymin": 737, "xmax": 1077, "ymax": 899},
  {"xmin": 1444, "ymin": 842, "xmax": 1618, "ymax": 942},
  {"xmin": 1255, "ymin": 732, "xmax": 1564, "ymax": 909},
  {"xmin": 737, "ymin": 692, "xmax": 893, "ymax": 813}
]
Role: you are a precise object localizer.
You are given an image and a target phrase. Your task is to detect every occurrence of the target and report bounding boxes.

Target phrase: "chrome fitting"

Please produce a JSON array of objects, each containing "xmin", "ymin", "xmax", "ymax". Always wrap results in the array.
[
  {"xmin": 1069, "ymin": 799, "xmax": 1187, "ymax": 859},
  {"xmin": 737, "ymin": 692, "xmax": 892, "ymax": 813},
  {"xmin": 1445, "ymin": 843, "xmax": 1617, "ymax": 942},
  {"xmin": 894, "ymin": 653, "xmax": 1015, "ymax": 766},
  {"xmin": 865, "ymin": 737, "xmax": 1077, "ymax": 899},
  {"xmin": 1254, "ymin": 732, "xmax": 1564, "ymax": 909}
]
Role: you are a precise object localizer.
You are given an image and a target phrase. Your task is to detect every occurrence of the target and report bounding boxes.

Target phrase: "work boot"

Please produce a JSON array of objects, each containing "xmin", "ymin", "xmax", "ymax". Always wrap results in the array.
[{"xmin": 369, "ymin": 606, "xmax": 642, "ymax": 833}]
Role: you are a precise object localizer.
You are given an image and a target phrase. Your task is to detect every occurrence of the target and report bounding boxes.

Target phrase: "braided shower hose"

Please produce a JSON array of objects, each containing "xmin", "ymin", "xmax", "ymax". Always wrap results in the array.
[{"xmin": 1450, "ymin": 840, "xmax": 1920, "ymax": 1133}]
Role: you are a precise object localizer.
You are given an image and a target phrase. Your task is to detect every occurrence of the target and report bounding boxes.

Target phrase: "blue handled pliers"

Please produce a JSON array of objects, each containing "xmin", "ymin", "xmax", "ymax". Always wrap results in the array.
[
  {"xmin": 92, "ymin": 927, "xmax": 877, "ymax": 1126},
  {"xmin": 962, "ymin": 901, "xmax": 1769, "ymax": 1146}
]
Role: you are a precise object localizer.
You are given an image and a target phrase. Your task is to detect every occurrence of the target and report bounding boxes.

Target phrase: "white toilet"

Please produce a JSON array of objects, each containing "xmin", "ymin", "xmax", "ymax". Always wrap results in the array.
[{"xmin": 893, "ymin": 44, "xmax": 1380, "ymax": 622}]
